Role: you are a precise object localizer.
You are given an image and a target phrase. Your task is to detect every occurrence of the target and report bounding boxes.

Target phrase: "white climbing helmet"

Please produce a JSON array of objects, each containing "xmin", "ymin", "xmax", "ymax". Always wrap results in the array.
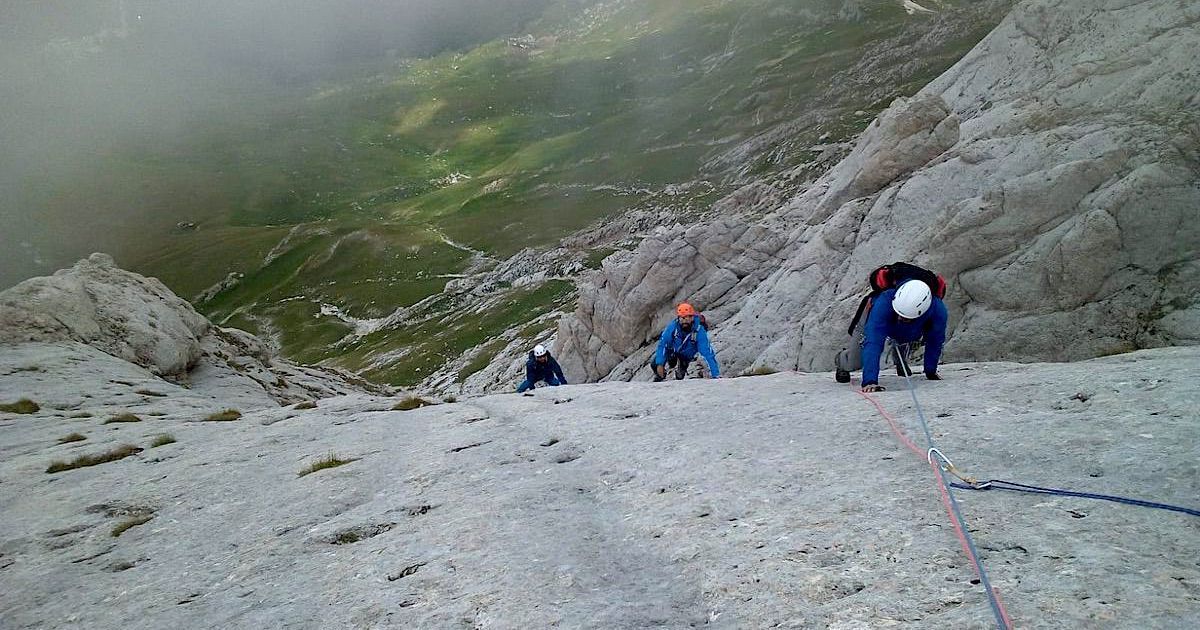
[
  {"xmin": 892, "ymin": 280, "xmax": 933, "ymax": 319},
  {"xmin": 533, "ymin": 344, "xmax": 548, "ymax": 357}
]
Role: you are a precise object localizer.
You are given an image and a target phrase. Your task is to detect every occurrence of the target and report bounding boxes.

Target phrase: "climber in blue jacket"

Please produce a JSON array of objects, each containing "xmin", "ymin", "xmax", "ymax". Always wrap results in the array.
[
  {"xmin": 835, "ymin": 280, "xmax": 947, "ymax": 392},
  {"xmin": 517, "ymin": 344, "xmax": 568, "ymax": 393},
  {"xmin": 652, "ymin": 302, "xmax": 721, "ymax": 381}
]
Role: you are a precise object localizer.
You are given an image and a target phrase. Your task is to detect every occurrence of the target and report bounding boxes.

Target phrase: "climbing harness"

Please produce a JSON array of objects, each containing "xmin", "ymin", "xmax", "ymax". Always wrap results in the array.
[{"xmin": 859, "ymin": 343, "xmax": 1013, "ymax": 630}]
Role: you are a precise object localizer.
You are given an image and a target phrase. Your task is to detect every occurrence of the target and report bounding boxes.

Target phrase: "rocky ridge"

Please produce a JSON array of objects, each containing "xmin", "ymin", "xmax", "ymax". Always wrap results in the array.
[
  {"xmin": 556, "ymin": 0, "xmax": 1200, "ymax": 383},
  {"xmin": 0, "ymin": 254, "xmax": 385, "ymax": 408}
]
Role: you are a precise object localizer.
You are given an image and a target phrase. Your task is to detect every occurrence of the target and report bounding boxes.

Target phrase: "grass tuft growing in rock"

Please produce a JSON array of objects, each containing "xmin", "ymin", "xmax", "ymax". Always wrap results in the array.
[
  {"xmin": 743, "ymin": 366, "xmax": 778, "ymax": 377},
  {"xmin": 58, "ymin": 433, "xmax": 87, "ymax": 444},
  {"xmin": 104, "ymin": 413, "xmax": 142, "ymax": 424},
  {"xmin": 392, "ymin": 397, "xmax": 433, "ymax": 411},
  {"xmin": 204, "ymin": 409, "xmax": 242, "ymax": 422},
  {"xmin": 293, "ymin": 401, "xmax": 318, "ymax": 410},
  {"xmin": 46, "ymin": 444, "xmax": 141, "ymax": 474},
  {"xmin": 111, "ymin": 515, "xmax": 153, "ymax": 538},
  {"xmin": 150, "ymin": 434, "xmax": 176, "ymax": 448},
  {"xmin": 0, "ymin": 399, "xmax": 40, "ymax": 414},
  {"xmin": 334, "ymin": 530, "xmax": 365, "ymax": 545},
  {"xmin": 298, "ymin": 453, "xmax": 357, "ymax": 477}
]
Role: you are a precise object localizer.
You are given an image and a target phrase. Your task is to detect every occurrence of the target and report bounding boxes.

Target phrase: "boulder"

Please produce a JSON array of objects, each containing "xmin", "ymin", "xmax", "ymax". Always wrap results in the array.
[
  {"xmin": 0, "ymin": 253, "xmax": 209, "ymax": 377},
  {"xmin": 0, "ymin": 254, "xmax": 387, "ymax": 407}
]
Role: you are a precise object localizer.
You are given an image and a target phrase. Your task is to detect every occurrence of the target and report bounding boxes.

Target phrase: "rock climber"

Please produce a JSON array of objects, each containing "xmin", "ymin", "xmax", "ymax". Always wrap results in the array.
[
  {"xmin": 835, "ymin": 279, "xmax": 947, "ymax": 392},
  {"xmin": 517, "ymin": 344, "xmax": 568, "ymax": 392},
  {"xmin": 652, "ymin": 302, "xmax": 721, "ymax": 381}
]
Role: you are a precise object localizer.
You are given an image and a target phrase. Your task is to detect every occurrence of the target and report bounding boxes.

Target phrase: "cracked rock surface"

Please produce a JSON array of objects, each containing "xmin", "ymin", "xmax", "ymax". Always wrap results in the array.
[{"xmin": 2, "ymin": 346, "xmax": 1198, "ymax": 628}]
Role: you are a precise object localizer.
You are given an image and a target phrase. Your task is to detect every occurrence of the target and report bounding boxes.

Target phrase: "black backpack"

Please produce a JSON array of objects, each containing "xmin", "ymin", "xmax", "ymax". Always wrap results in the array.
[{"xmin": 846, "ymin": 262, "xmax": 947, "ymax": 335}]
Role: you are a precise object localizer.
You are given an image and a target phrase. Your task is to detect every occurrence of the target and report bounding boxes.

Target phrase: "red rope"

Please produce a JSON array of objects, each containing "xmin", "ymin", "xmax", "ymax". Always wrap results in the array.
[
  {"xmin": 859, "ymin": 390, "xmax": 1014, "ymax": 629},
  {"xmin": 858, "ymin": 389, "xmax": 923, "ymax": 457}
]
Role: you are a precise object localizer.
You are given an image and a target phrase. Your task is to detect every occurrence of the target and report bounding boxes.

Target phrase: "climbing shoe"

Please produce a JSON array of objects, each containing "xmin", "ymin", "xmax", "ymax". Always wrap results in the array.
[{"xmin": 835, "ymin": 369, "xmax": 851, "ymax": 383}]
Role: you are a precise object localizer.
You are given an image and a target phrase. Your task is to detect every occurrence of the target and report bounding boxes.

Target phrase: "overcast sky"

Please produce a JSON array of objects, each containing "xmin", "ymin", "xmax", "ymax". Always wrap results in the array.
[{"xmin": 0, "ymin": 0, "xmax": 561, "ymax": 287}]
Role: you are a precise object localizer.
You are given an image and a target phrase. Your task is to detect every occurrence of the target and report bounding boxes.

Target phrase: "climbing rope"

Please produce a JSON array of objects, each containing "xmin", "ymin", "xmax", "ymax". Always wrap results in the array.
[
  {"xmin": 950, "ymin": 479, "xmax": 1200, "ymax": 518},
  {"xmin": 859, "ymin": 343, "xmax": 1013, "ymax": 630},
  {"xmin": 860, "ymin": 341, "xmax": 1200, "ymax": 627}
]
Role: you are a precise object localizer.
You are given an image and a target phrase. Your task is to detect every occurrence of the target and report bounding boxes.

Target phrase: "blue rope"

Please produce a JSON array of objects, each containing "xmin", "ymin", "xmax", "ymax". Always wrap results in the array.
[
  {"xmin": 950, "ymin": 479, "xmax": 1200, "ymax": 518},
  {"xmin": 895, "ymin": 343, "xmax": 1011, "ymax": 630}
]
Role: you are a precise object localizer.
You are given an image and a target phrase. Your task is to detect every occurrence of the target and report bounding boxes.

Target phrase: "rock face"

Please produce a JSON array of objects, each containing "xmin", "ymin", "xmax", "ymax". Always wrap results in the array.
[
  {"xmin": 2, "ymin": 347, "xmax": 1198, "ymax": 628},
  {"xmin": 559, "ymin": 219, "xmax": 789, "ymax": 381},
  {"xmin": 0, "ymin": 254, "xmax": 383, "ymax": 407},
  {"xmin": 557, "ymin": 0, "xmax": 1200, "ymax": 381},
  {"xmin": 0, "ymin": 253, "xmax": 209, "ymax": 377}
]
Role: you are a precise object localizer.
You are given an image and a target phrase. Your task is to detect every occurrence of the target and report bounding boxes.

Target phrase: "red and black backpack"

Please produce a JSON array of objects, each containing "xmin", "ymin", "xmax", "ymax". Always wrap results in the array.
[{"xmin": 847, "ymin": 262, "xmax": 947, "ymax": 335}]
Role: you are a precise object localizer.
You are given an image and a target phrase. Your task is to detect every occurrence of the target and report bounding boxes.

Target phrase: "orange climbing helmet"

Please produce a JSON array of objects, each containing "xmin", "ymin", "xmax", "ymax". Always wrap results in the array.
[{"xmin": 676, "ymin": 302, "xmax": 697, "ymax": 317}]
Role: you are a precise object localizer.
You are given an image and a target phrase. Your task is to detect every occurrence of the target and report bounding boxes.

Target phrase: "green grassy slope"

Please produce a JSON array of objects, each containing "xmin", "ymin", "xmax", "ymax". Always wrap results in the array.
[{"xmin": 50, "ymin": 0, "xmax": 1011, "ymax": 387}]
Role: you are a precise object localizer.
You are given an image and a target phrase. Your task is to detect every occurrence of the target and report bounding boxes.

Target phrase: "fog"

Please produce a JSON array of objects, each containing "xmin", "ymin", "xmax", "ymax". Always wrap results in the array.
[{"xmin": 0, "ymin": 0, "xmax": 559, "ymax": 288}]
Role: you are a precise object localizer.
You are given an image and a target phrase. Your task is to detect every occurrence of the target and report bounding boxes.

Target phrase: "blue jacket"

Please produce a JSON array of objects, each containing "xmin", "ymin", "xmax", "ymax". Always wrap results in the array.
[
  {"xmin": 525, "ymin": 353, "xmax": 567, "ymax": 384},
  {"xmin": 861, "ymin": 289, "xmax": 948, "ymax": 385},
  {"xmin": 655, "ymin": 316, "xmax": 720, "ymax": 378}
]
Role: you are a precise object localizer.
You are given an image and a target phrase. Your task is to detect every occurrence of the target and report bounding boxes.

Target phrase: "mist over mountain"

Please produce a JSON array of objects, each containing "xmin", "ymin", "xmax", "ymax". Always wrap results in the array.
[
  {"xmin": 0, "ymin": 0, "xmax": 561, "ymax": 287},
  {"xmin": 2, "ymin": 0, "xmax": 561, "ymax": 71}
]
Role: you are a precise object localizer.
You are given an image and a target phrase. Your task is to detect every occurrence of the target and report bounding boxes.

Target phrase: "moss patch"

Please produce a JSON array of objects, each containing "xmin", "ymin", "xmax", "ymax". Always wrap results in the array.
[
  {"xmin": 47, "ymin": 444, "xmax": 141, "ymax": 474},
  {"xmin": 0, "ymin": 399, "xmax": 40, "ymax": 414},
  {"xmin": 392, "ymin": 397, "xmax": 434, "ymax": 411},
  {"xmin": 111, "ymin": 515, "xmax": 153, "ymax": 538},
  {"xmin": 742, "ymin": 366, "xmax": 779, "ymax": 377},
  {"xmin": 584, "ymin": 247, "xmax": 619, "ymax": 270},
  {"xmin": 298, "ymin": 454, "xmax": 358, "ymax": 477}
]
